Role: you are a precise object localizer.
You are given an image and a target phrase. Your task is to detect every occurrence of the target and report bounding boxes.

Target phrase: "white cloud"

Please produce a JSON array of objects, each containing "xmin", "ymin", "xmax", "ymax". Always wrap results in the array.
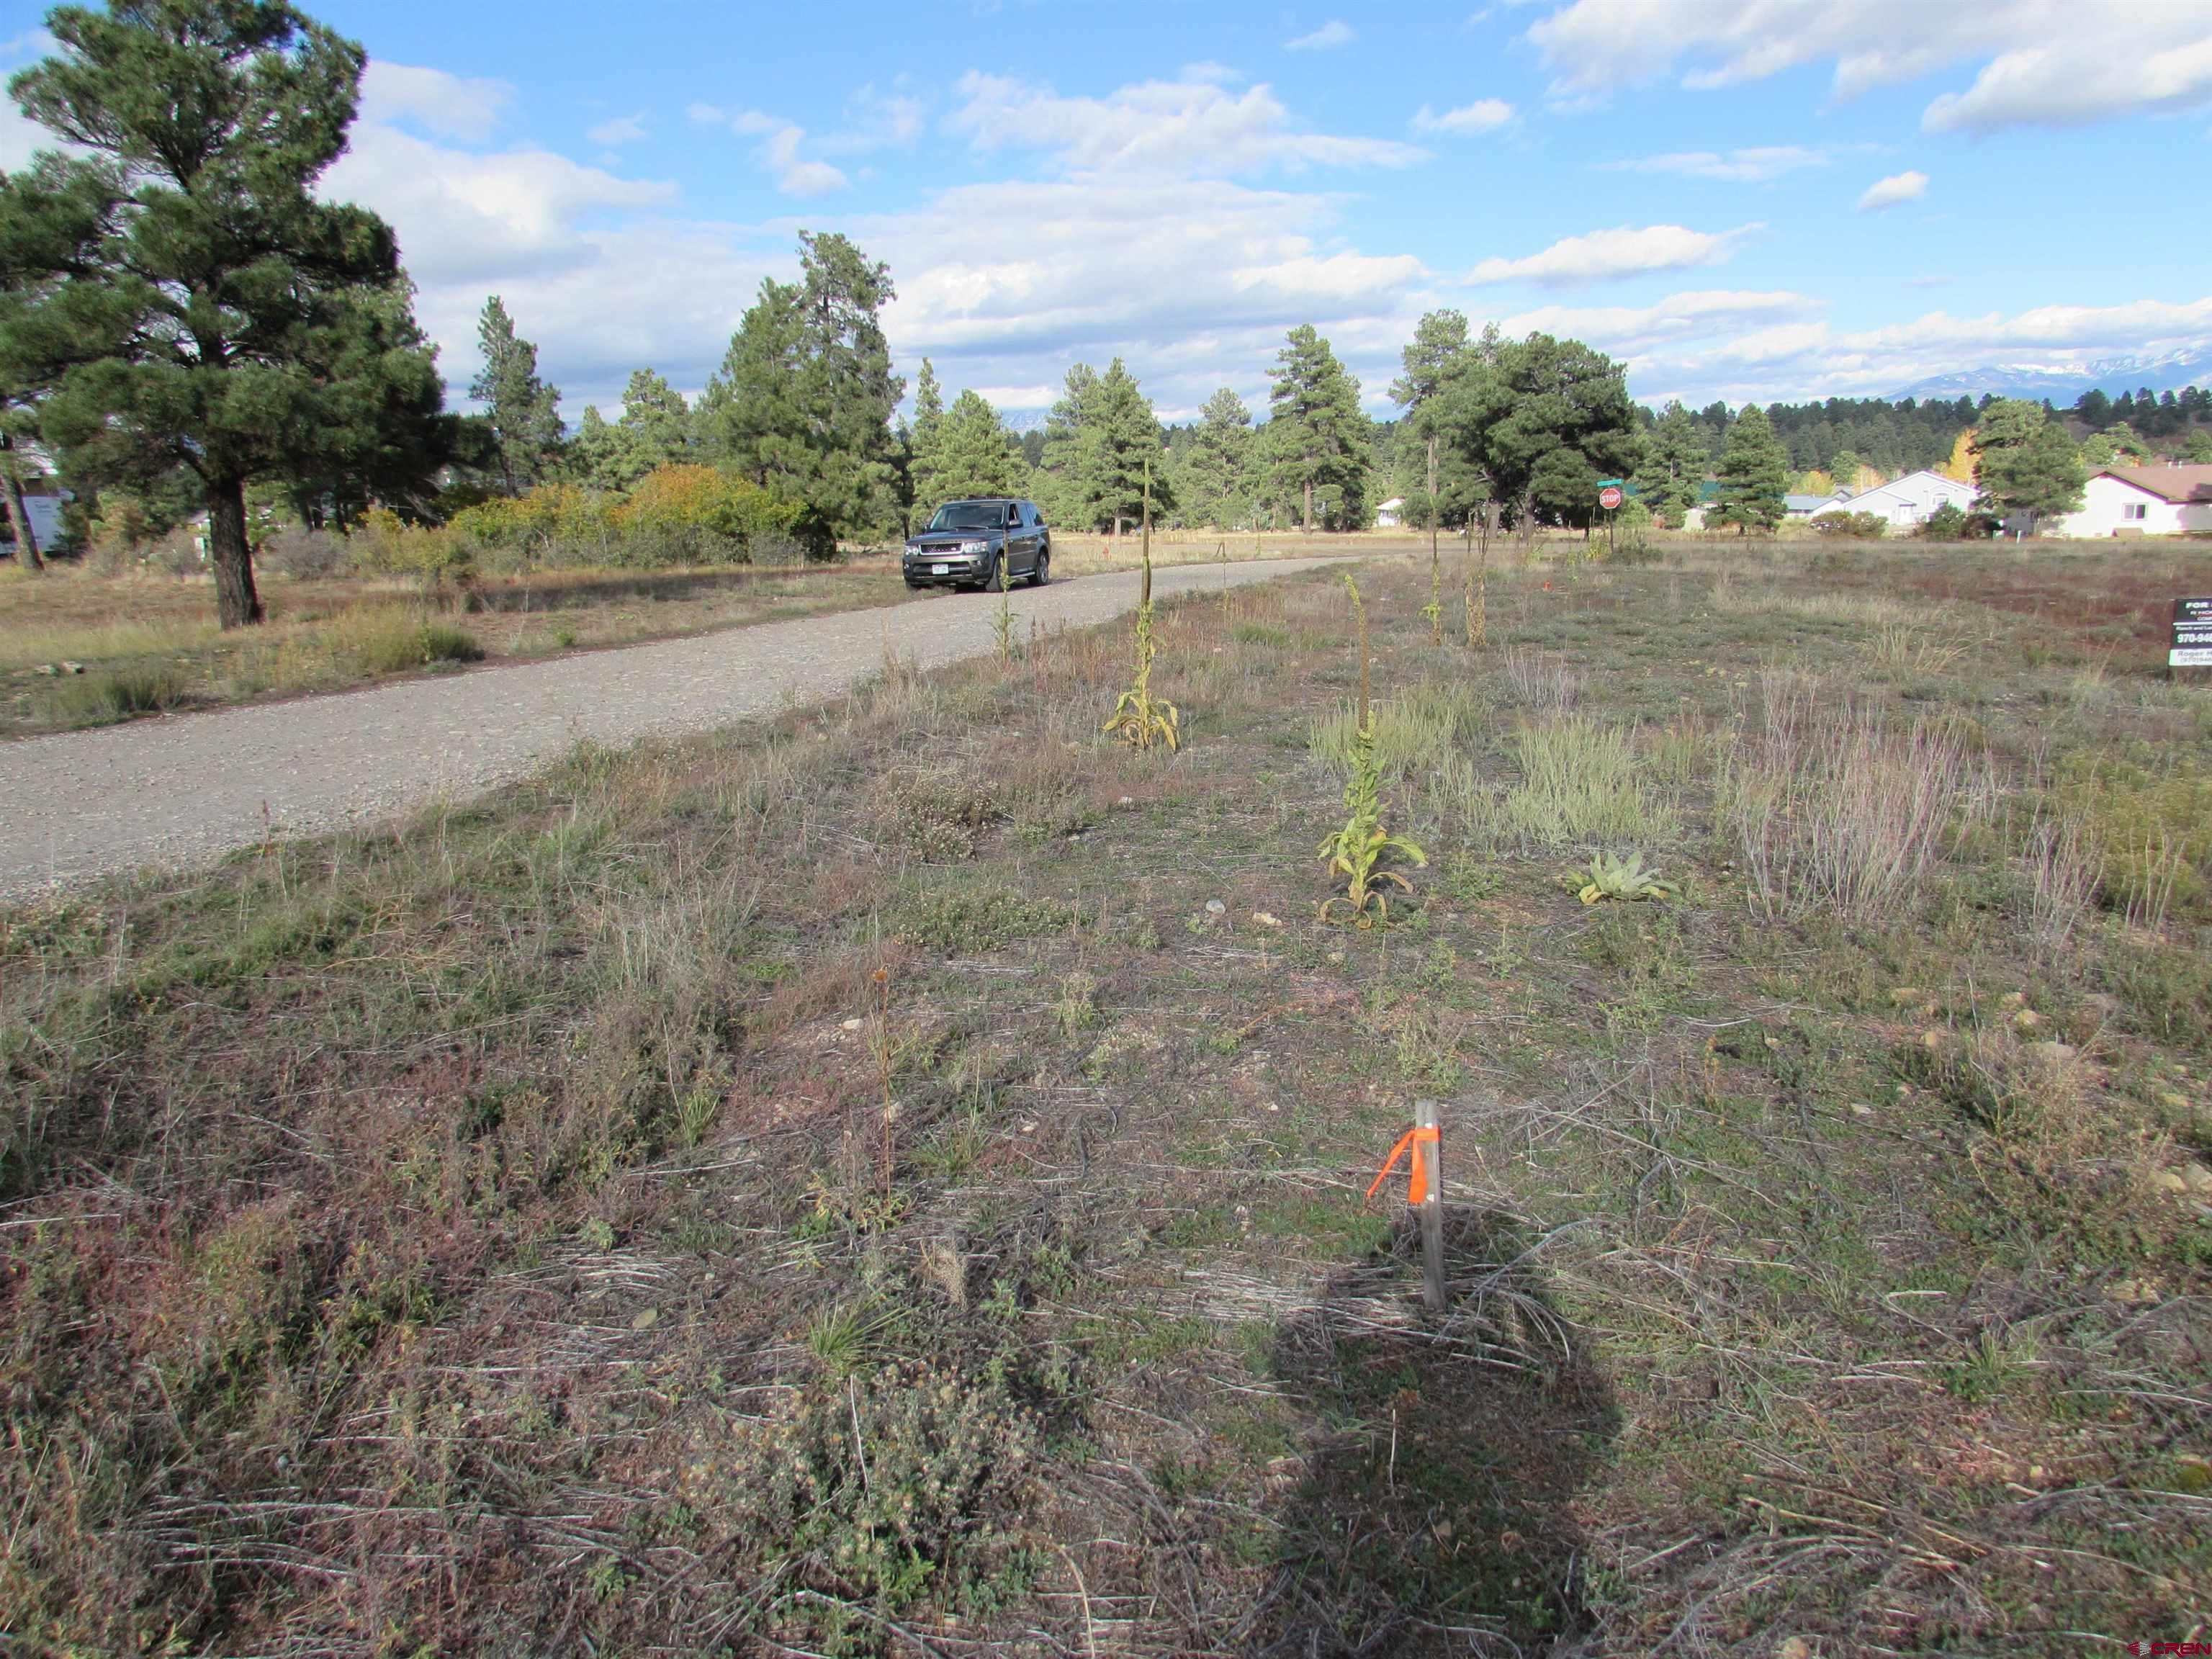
[
  {"xmin": 1856, "ymin": 169, "xmax": 1928, "ymax": 211},
  {"xmin": 359, "ymin": 60, "xmax": 513, "ymax": 143},
  {"xmin": 1412, "ymin": 99, "xmax": 1515, "ymax": 135},
  {"xmin": 1469, "ymin": 222, "xmax": 1754, "ymax": 287},
  {"xmin": 1285, "ymin": 20, "xmax": 1357, "ymax": 51},
  {"xmin": 1522, "ymin": 0, "xmax": 2212, "ymax": 133},
  {"xmin": 1600, "ymin": 145, "xmax": 1827, "ymax": 182},
  {"xmin": 952, "ymin": 71, "xmax": 1426, "ymax": 177},
  {"xmin": 688, "ymin": 104, "xmax": 850, "ymax": 196},
  {"xmin": 587, "ymin": 112, "xmax": 649, "ymax": 148},
  {"xmin": 1632, "ymin": 295, "xmax": 2212, "ymax": 405},
  {"xmin": 1495, "ymin": 289, "xmax": 1822, "ymax": 356},
  {"xmin": 820, "ymin": 84, "xmax": 925, "ymax": 154},
  {"xmin": 0, "ymin": 103, "xmax": 50, "ymax": 171}
]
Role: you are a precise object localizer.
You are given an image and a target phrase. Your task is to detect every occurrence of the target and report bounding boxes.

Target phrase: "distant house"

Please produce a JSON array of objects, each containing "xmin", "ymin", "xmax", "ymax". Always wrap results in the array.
[
  {"xmin": 1375, "ymin": 496, "xmax": 1406, "ymax": 529},
  {"xmin": 1785, "ymin": 489, "xmax": 1852, "ymax": 518},
  {"xmin": 2046, "ymin": 464, "xmax": 2212, "ymax": 537},
  {"xmin": 1807, "ymin": 468, "xmax": 1978, "ymax": 529}
]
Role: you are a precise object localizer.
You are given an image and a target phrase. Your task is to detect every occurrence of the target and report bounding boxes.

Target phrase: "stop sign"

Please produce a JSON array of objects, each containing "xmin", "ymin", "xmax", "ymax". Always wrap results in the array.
[{"xmin": 1598, "ymin": 485, "xmax": 1624, "ymax": 511}]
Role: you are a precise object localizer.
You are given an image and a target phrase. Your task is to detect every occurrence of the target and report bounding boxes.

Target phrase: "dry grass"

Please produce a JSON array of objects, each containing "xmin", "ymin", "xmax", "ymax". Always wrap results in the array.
[{"xmin": 3, "ymin": 548, "xmax": 2207, "ymax": 1657}]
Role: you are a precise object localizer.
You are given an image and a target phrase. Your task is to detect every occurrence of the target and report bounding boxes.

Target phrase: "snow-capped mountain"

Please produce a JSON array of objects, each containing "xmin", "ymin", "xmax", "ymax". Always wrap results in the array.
[{"xmin": 1894, "ymin": 348, "xmax": 2212, "ymax": 404}]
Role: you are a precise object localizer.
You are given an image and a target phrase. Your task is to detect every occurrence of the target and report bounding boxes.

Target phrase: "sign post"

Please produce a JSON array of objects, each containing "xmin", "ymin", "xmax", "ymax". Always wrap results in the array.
[
  {"xmin": 1597, "ymin": 485, "xmax": 1623, "ymax": 562},
  {"xmin": 2175, "ymin": 598, "xmax": 2212, "ymax": 675}
]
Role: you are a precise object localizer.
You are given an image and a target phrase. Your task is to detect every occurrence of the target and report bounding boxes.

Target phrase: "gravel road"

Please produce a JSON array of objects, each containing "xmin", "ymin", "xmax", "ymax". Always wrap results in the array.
[{"xmin": 0, "ymin": 558, "xmax": 1334, "ymax": 899}]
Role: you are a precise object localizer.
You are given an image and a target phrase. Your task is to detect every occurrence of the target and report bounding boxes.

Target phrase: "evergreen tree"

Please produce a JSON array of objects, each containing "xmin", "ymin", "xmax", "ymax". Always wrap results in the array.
[
  {"xmin": 1181, "ymin": 387, "xmax": 1254, "ymax": 528},
  {"xmin": 1429, "ymin": 332, "xmax": 1639, "ymax": 534},
  {"xmin": 618, "ymin": 369, "xmax": 690, "ymax": 470},
  {"xmin": 470, "ymin": 297, "xmax": 563, "ymax": 495},
  {"xmin": 569, "ymin": 405, "xmax": 628, "ymax": 492},
  {"xmin": 1390, "ymin": 309, "xmax": 1470, "ymax": 413},
  {"xmin": 1079, "ymin": 359, "xmax": 1167, "ymax": 534},
  {"xmin": 1830, "ymin": 448, "xmax": 1865, "ymax": 490},
  {"xmin": 697, "ymin": 231, "xmax": 904, "ymax": 547},
  {"xmin": 931, "ymin": 390, "xmax": 1023, "ymax": 500},
  {"xmin": 1709, "ymin": 405, "xmax": 1790, "ymax": 534},
  {"xmin": 0, "ymin": 152, "xmax": 127, "ymax": 570},
  {"xmin": 1631, "ymin": 400, "xmax": 1706, "ymax": 527},
  {"xmin": 11, "ymin": 1, "xmax": 452, "ymax": 626},
  {"xmin": 1035, "ymin": 362, "xmax": 1098, "ymax": 528},
  {"xmin": 1266, "ymin": 325, "xmax": 1370, "ymax": 529},
  {"xmin": 907, "ymin": 357, "xmax": 947, "ymax": 516},
  {"xmin": 1974, "ymin": 399, "xmax": 2085, "ymax": 529}
]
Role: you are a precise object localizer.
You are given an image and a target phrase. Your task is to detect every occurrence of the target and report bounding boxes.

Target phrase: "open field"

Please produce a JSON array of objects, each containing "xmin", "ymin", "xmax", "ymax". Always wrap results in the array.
[
  {"xmin": 4, "ymin": 540, "xmax": 2210, "ymax": 1655},
  {"xmin": 0, "ymin": 533, "xmax": 1385, "ymax": 739}
]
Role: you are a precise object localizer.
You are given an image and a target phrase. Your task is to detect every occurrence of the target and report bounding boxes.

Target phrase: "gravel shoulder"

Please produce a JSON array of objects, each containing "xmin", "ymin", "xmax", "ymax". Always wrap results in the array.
[{"xmin": 0, "ymin": 559, "xmax": 1334, "ymax": 899}]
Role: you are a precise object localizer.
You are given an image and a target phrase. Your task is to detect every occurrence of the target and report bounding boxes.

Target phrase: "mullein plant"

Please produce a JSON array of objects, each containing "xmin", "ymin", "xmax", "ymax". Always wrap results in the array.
[
  {"xmin": 1318, "ymin": 574, "xmax": 1426, "ymax": 926},
  {"xmin": 1465, "ymin": 506, "xmax": 1491, "ymax": 649},
  {"xmin": 1104, "ymin": 457, "xmax": 1182, "ymax": 751},
  {"xmin": 1421, "ymin": 436, "xmax": 1444, "ymax": 647}
]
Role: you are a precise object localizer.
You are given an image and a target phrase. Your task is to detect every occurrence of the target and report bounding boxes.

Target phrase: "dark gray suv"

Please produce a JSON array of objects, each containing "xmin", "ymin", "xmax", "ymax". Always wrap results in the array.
[{"xmin": 903, "ymin": 498, "xmax": 1051, "ymax": 591}]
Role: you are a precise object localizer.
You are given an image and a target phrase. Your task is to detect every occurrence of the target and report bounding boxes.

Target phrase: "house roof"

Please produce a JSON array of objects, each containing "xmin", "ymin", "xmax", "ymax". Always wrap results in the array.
[
  {"xmin": 2099, "ymin": 464, "xmax": 2212, "ymax": 504},
  {"xmin": 1377, "ymin": 496, "xmax": 1406, "ymax": 510}
]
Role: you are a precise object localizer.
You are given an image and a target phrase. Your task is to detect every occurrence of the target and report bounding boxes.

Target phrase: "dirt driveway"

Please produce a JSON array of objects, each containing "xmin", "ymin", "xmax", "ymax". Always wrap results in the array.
[{"xmin": 0, "ymin": 559, "xmax": 1334, "ymax": 898}]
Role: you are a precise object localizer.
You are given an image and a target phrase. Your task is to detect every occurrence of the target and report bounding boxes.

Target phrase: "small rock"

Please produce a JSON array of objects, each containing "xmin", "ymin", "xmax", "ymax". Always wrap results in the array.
[
  {"xmin": 2000, "ymin": 991, "xmax": 2026, "ymax": 1010},
  {"xmin": 1205, "ymin": 899, "xmax": 1226, "ymax": 916},
  {"xmin": 2182, "ymin": 1162, "xmax": 2212, "ymax": 1195},
  {"xmin": 1848, "ymin": 1102, "xmax": 1875, "ymax": 1118},
  {"xmin": 2151, "ymin": 1168, "xmax": 2192, "ymax": 1194},
  {"xmin": 2026, "ymin": 1040, "xmax": 2077, "ymax": 1066},
  {"xmin": 1327, "ymin": 950, "xmax": 1346, "ymax": 964},
  {"xmin": 2011, "ymin": 1008, "xmax": 2042, "ymax": 1031},
  {"xmin": 840, "ymin": 1017, "xmax": 863, "ymax": 1032},
  {"xmin": 1776, "ymin": 1639, "xmax": 1815, "ymax": 1659},
  {"xmin": 631, "ymin": 1308, "xmax": 659, "ymax": 1331},
  {"xmin": 1251, "ymin": 911, "xmax": 1282, "ymax": 928},
  {"xmin": 1116, "ymin": 795, "xmax": 1136, "ymax": 808}
]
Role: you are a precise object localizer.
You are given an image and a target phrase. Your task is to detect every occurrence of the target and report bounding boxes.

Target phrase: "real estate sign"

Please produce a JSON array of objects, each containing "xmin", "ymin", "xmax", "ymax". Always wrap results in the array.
[{"xmin": 2175, "ymin": 598, "xmax": 2212, "ymax": 669}]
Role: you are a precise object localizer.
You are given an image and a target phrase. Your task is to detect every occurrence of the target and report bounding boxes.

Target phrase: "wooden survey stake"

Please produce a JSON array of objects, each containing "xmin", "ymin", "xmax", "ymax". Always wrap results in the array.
[{"xmin": 1369, "ymin": 1100, "xmax": 1447, "ymax": 1314}]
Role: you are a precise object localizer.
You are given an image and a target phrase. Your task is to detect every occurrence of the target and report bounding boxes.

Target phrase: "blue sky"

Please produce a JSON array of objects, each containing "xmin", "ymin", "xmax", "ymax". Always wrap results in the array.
[{"xmin": 6, "ymin": 0, "xmax": 2211, "ymax": 423}]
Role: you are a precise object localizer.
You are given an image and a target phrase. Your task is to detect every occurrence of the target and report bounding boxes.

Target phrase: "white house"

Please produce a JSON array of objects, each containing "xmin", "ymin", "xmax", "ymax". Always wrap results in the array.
[
  {"xmin": 1809, "ymin": 468, "xmax": 1980, "ymax": 529},
  {"xmin": 1375, "ymin": 496, "xmax": 1406, "ymax": 529},
  {"xmin": 1785, "ymin": 490, "xmax": 1851, "ymax": 518},
  {"xmin": 2045, "ymin": 464, "xmax": 2212, "ymax": 538}
]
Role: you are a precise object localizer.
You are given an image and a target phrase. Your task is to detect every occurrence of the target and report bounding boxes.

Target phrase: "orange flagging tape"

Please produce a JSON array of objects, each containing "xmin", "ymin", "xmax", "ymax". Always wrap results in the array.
[{"xmin": 1366, "ymin": 1123, "xmax": 1439, "ymax": 1205}]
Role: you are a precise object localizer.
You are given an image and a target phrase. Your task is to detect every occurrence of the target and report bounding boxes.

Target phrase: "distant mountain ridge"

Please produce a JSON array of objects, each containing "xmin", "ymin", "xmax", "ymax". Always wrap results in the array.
[{"xmin": 1893, "ymin": 347, "xmax": 2212, "ymax": 405}]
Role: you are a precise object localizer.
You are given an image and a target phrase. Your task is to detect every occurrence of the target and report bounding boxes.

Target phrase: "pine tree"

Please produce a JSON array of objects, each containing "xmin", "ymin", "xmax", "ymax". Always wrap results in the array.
[
  {"xmin": 931, "ymin": 390, "xmax": 1024, "ymax": 500},
  {"xmin": 1390, "ymin": 309, "xmax": 1469, "ymax": 413},
  {"xmin": 0, "ymin": 153, "xmax": 127, "ymax": 570},
  {"xmin": 1037, "ymin": 362, "xmax": 1098, "ymax": 528},
  {"xmin": 470, "ymin": 297, "xmax": 563, "ymax": 495},
  {"xmin": 1709, "ymin": 405, "xmax": 1790, "ymax": 535},
  {"xmin": 1080, "ymin": 359, "xmax": 1167, "ymax": 534},
  {"xmin": 570, "ymin": 405, "xmax": 628, "ymax": 491},
  {"xmin": 907, "ymin": 357, "xmax": 947, "ymax": 513},
  {"xmin": 1266, "ymin": 325, "xmax": 1370, "ymax": 529},
  {"xmin": 1631, "ymin": 400, "xmax": 1706, "ymax": 527},
  {"xmin": 1974, "ymin": 399, "xmax": 2085, "ymax": 529},
  {"xmin": 1182, "ymin": 387, "xmax": 1254, "ymax": 528},
  {"xmin": 12, "ymin": 2, "xmax": 452, "ymax": 627},
  {"xmin": 696, "ymin": 232, "xmax": 903, "ymax": 547}
]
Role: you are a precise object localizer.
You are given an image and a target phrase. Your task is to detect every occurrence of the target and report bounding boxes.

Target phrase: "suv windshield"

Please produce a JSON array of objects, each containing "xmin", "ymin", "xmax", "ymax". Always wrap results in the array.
[{"xmin": 926, "ymin": 503, "xmax": 1004, "ymax": 532}]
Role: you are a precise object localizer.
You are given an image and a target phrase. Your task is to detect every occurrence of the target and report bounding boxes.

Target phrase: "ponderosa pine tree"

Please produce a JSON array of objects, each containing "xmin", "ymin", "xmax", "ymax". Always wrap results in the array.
[
  {"xmin": 1710, "ymin": 405, "xmax": 1790, "ymax": 534},
  {"xmin": 1427, "ymin": 332, "xmax": 1637, "ymax": 536},
  {"xmin": 10, "ymin": 1, "xmax": 451, "ymax": 626},
  {"xmin": 697, "ymin": 231, "xmax": 903, "ymax": 547},
  {"xmin": 1035, "ymin": 362, "xmax": 1098, "ymax": 528},
  {"xmin": 1631, "ymin": 400, "xmax": 1707, "ymax": 527},
  {"xmin": 907, "ymin": 357, "xmax": 947, "ymax": 515},
  {"xmin": 0, "ymin": 153, "xmax": 127, "ymax": 570},
  {"xmin": 1973, "ymin": 398, "xmax": 2085, "ymax": 530},
  {"xmin": 930, "ymin": 390, "xmax": 1024, "ymax": 501},
  {"xmin": 1081, "ymin": 359, "xmax": 1168, "ymax": 535},
  {"xmin": 471, "ymin": 297, "xmax": 562, "ymax": 495},
  {"xmin": 1266, "ymin": 325, "xmax": 1370, "ymax": 529},
  {"xmin": 1181, "ymin": 387, "xmax": 1254, "ymax": 528}
]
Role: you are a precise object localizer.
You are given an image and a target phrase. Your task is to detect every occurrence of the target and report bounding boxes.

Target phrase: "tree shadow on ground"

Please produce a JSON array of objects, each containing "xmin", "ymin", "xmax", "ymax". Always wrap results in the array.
[{"xmin": 1244, "ymin": 1206, "xmax": 1617, "ymax": 1658}]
